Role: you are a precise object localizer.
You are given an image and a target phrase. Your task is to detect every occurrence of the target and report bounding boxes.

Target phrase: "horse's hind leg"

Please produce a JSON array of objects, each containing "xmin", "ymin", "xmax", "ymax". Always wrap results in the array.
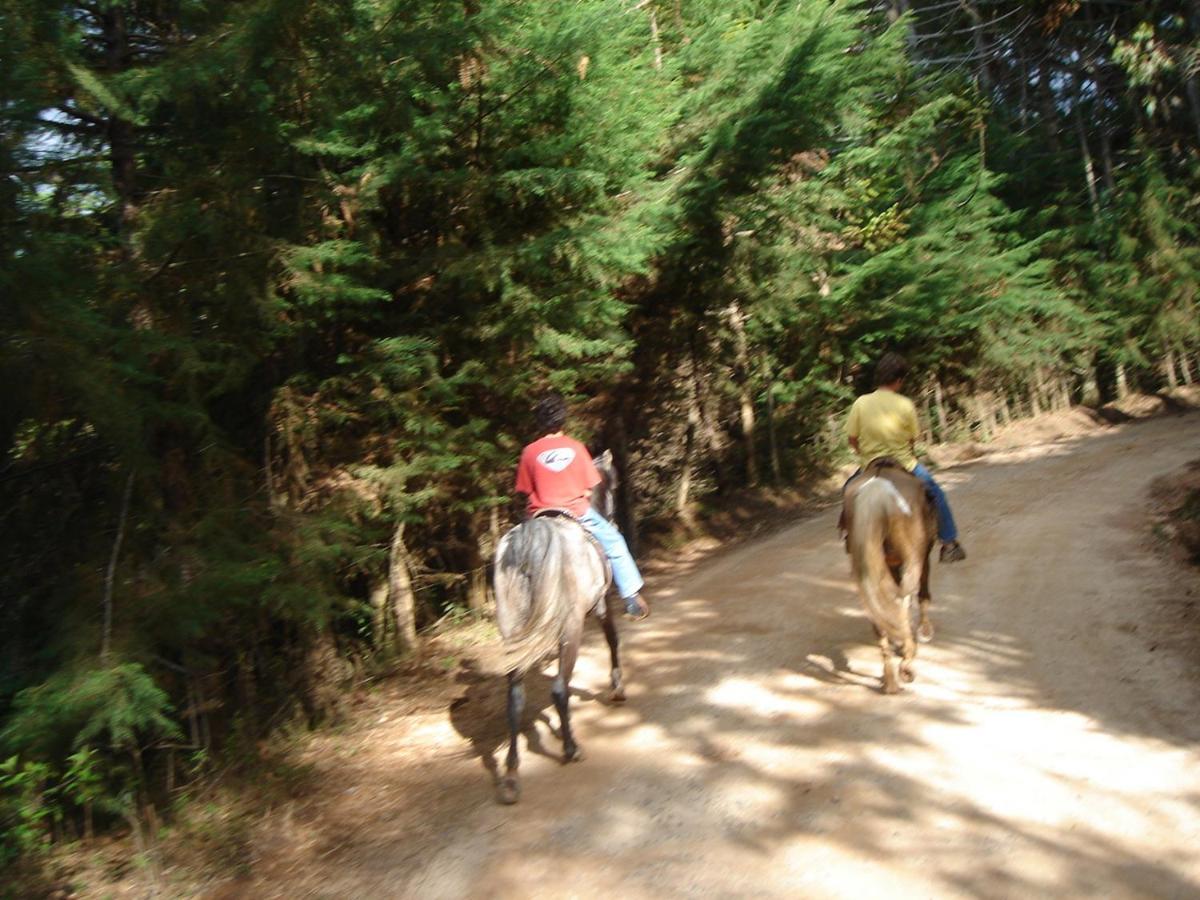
[
  {"xmin": 870, "ymin": 623, "xmax": 903, "ymax": 695},
  {"xmin": 552, "ymin": 620, "xmax": 585, "ymax": 763},
  {"xmin": 498, "ymin": 671, "xmax": 524, "ymax": 804},
  {"xmin": 897, "ymin": 565, "xmax": 920, "ymax": 682},
  {"xmin": 600, "ymin": 605, "xmax": 625, "ymax": 702},
  {"xmin": 916, "ymin": 546, "xmax": 934, "ymax": 643},
  {"xmin": 877, "ymin": 630, "xmax": 903, "ymax": 695}
]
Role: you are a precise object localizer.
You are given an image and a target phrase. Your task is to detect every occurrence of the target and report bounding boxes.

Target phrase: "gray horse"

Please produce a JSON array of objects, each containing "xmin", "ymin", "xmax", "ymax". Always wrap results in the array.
[{"xmin": 492, "ymin": 451, "xmax": 625, "ymax": 804}]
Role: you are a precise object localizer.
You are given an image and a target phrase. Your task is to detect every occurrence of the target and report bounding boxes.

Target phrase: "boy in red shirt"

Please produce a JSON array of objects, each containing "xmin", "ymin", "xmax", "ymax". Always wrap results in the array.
[{"xmin": 515, "ymin": 393, "xmax": 649, "ymax": 619}]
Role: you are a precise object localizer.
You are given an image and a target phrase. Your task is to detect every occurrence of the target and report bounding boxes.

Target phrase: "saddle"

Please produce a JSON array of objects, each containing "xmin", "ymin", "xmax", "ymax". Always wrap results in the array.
[
  {"xmin": 854, "ymin": 456, "xmax": 908, "ymax": 483},
  {"xmin": 838, "ymin": 457, "xmax": 929, "ymax": 557},
  {"xmin": 845, "ymin": 457, "xmax": 926, "ymax": 498},
  {"xmin": 531, "ymin": 507, "xmax": 578, "ymax": 521}
]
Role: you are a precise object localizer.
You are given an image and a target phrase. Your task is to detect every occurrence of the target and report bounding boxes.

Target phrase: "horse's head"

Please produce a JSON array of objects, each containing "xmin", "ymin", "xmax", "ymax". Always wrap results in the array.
[{"xmin": 591, "ymin": 449, "xmax": 618, "ymax": 522}]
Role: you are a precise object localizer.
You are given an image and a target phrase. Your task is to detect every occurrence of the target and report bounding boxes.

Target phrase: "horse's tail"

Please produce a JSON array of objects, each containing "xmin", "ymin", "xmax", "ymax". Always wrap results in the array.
[
  {"xmin": 493, "ymin": 518, "xmax": 593, "ymax": 674},
  {"xmin": 849, "ymin": 477, "xmax": 912, "ymax": 645}
]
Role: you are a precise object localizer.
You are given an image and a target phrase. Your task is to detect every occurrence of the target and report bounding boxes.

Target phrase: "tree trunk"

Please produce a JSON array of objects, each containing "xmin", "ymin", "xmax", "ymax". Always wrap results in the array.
[
  {"xmin": 1184, "ymin": 0, "xmax": 1200, "ymax": 146},
  {"xmin": 236, "ymin": 650, "xmax": 257, "ymax": 732},
  {"xmin": 126, "ymin": 746, "xmax": 162, "ymax": 891},
  {"xmin": 726, "ymin": 301, "xmax": 758, "ymax": 486},
  {"xmin": 933, "ymin": 380, "xmax": 948, "ymax": 440},
  {"xmin": 1073, "ymin": 97, "xmax": 1101, "ymax": 220},
  {"xmin": 648, "ymin": 9, "xmax": 663, "ymax": 70},
  {"xmin": 1017, "ymin": 46, "xmax": 1030, "ymax": 127},
  {"xmin": 960, "ymin": 0, "xmax": 993, "ymax": 91},
  {"xmin": 460, "ymin": 509, "xmax": 491, "ymax": 614},
  {"xmin": 738, "ymin": 382, "xmax": 756, "ymax": 487},
  {"xmin": 264, "ymin": 434, "xmax": 281, "ymax": 510},
  {"xmin": 1164, "ymin": 346, "xmax": 1180, "ymax": 389},
  {"xmin": 101, "ymin": 6, "xmax": 139, "ymax": 236},
  {"xmin": 467, "ymin": 567, "xmax": 488, "ymax": 613},
  {"xmin": 1187, "ymin": 76, "xmax": 1200, "ymax": 147},
  {"xmin": 676, "ymin": 352, "xmax": 700, "ymax": 525},
  {"xmin": 101, "ymin": 471, "xmax": 135, "ymax": 663},
  {"xmin": 1038, "ymin": 63, "xmax": 1063, "ymax": 153},
  {"xmin": 974, "ymin": 395, "xmax": 992, "ymax": 442},
  {"xmin": 186, "ymin": 675, "xmax": 213, "ymax": 753},
  {"xmin": 467, "ymin": 522, "xmax": 490, "ymax": 614},
  {"xmin": 1180, "ymin": 352, "xmax": 1195, "ymax": 386},
  {"xmin": 1081, "ymin": 360, "xmax": 1101, "ymax": 406},
  {"xmin": 1059, "ymin": 377, "xmax": 1072, "ymax": 410},
  {"xmin": 1116, "ymin": 361, "xmax": 1130, "ymax": 399},
  {"xmin": 1099, "ymin": 124, "xmax": 1117, "ymax": 193},
  {"xmin": 388, "ymin": 522, "xmax": 418, "ymax": 655},
  {"xmin": 675, "ymin": 432, "xmax": 694, "ymax": 522},
  {"xmin": 693, "ymin": 334, "xmax": 725, "ymax": 492},
  {"xmin": 887, "ymin": 0, "xmax": 917, "ymax": 53},
  {"xmin": 764, "ymin": 377, "xmax": 782, "ymax": 484},
  {"xmin": 610, "ymin": 400, "xmax": 639, "ymax": 553},
  {"xmin": 369, "ymin": 579, "xmax": 389, "ymax": 649},
  {"xmin": 185, "ymin": 679, "xmax": 200, "ymax": 749}
]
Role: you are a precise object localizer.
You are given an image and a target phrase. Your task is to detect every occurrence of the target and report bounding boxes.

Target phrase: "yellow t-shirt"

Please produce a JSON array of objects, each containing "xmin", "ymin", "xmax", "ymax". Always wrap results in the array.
[{"xmin": 846, "ymin": 389, "xmax": 919, "ymax": 471}]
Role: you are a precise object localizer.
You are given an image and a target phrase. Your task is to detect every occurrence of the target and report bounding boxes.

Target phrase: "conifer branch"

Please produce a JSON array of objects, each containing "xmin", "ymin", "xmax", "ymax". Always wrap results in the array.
[{"xmin": 101, "ymin": 471, "xmax": 135, "ymax": 664}]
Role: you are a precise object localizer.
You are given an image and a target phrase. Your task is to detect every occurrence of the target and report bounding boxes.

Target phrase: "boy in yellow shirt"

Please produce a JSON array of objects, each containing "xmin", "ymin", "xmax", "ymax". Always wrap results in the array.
[{"xmin": 846, "ymin": 353, "xmax": 967, "ymax": 562}]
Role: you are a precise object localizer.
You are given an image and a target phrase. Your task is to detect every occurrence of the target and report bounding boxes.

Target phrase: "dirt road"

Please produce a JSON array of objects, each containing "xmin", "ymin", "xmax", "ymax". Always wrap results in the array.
[{"xmin": 237, "ymin": 415, "xmax": 1200, "ymax": 899}]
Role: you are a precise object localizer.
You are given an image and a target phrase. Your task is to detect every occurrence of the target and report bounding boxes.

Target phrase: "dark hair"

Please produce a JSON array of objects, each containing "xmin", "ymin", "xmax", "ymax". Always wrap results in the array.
[
  {"xmin": 874, "ymin": 352, "xmax": 909, "ymax": 387},
  {"xmin": 533, "ymin": 391, "xmax": 568, "ymax": 434}
]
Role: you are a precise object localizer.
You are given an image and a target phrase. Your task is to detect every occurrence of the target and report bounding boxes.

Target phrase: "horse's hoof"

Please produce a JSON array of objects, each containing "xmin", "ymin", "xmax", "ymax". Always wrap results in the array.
[
  {"xmin": 917, "ymin": 622, "xmax": 934, "ymax": 643},
  {"xmin": 563, "ymin": 745, "xmax": 586, "ymax": 764},
  {"xmin": 609, "ymin": 688, "xmax": 626, "ymax": 703},
  {"xmin": 881, "ymin": 680, "xmax": 903, "ymax": 695},
  {"xmin": 497, "ymin": 776, "xmax": 521, "ymax": 805},
  {"xmin": 901, "ymin": 666, "xmax": 916, "ymax": 683}
]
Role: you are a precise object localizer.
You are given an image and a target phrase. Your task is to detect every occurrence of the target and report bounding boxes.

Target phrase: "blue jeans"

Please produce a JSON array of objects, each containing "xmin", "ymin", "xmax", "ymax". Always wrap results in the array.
[
  {"xmin": 578, "ymin": 507, "xmax": 644, "ymax": 602},
  {"xmin": 911, "ymin": 463, "xmax": 958, "ymax": 543}
]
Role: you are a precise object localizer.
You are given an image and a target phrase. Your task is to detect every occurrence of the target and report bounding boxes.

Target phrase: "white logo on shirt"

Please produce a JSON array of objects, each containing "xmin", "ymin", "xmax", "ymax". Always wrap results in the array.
[{"xmin": 537, "ymin": 448, "xmax": 576, "ymax": 472}]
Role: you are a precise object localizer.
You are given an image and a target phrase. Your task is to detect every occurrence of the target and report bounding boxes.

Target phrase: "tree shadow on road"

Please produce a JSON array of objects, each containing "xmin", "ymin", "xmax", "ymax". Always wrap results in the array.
[{"xmin": 447, "ymin": 655, "xmax": 623, "ymax": 790}]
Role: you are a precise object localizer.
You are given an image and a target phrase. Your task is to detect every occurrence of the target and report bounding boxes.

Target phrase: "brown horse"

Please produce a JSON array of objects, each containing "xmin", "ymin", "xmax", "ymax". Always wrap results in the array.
[{"xmin": 841, "ymin": 461, "xmax": 936, "ymax": 693}]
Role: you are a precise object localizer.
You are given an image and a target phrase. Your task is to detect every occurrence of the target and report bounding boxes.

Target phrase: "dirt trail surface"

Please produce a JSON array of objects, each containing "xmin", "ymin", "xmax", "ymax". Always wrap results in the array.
[{"xmin": 225, "ymin": 416, "xmax": 1200, "ymax": 899}]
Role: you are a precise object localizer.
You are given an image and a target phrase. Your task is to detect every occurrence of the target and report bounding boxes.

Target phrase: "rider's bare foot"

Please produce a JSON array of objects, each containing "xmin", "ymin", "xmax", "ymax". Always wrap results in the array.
[
  {"xmin": 623, "ymin": 593, "xmax": 650, "ymax": 620},
  {"xmin": 939, "ymin": 540, "xmax": 967, "ymax": 563}
]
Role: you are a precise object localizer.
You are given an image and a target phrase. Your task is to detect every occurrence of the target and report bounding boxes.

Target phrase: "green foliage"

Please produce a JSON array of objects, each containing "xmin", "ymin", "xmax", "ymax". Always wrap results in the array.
[
  {"xmin": 3, "ymin": 665, "xmax": 179, "ymax": 761},
  {"xmin": 0, "ymin": 746, "xmax": 125, "ymax": 865},
  {"xmin": 2, "ymin": 0, "xmax": 1198, "ymax": 862},
  {"xmin": 0, "ymin": 756, "xmax": 54, "ymax": 864}
]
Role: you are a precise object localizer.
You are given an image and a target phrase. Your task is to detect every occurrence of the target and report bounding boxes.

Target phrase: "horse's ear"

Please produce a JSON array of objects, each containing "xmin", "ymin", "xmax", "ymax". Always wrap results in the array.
[{"xmin": 596, "ymin": 449, "xmax": 613, "ymax": 466}]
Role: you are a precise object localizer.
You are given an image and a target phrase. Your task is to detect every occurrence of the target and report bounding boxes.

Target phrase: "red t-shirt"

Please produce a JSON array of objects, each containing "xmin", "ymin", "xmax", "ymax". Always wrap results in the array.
[{"xmin": 515, "ymin": 434, "xmax": 600, "ymax": 518}]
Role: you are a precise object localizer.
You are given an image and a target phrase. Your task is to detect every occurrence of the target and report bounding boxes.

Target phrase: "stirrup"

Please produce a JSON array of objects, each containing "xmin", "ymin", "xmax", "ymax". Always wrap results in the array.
[
  {"xmin": 623, "ymin": 594, "xmax": 650, "ymax": 620},
  {"xmin": 939, "ymin": 541, "xmax": 967, "ymax": 563}
]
